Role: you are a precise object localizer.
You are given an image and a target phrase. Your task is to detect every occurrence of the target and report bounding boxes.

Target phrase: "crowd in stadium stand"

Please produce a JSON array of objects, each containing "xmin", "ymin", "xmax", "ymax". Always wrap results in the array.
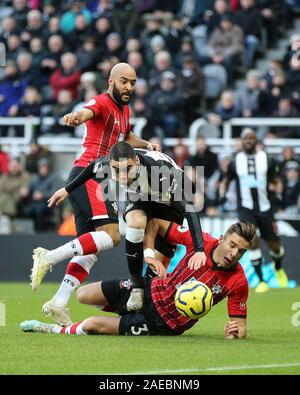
[{"xmin": 0, "ymin": 0, "xmax": 300, "ymax": 231}]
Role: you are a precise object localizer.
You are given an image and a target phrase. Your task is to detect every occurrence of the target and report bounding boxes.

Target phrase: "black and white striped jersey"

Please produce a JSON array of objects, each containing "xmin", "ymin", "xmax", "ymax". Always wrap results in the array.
[{"xmin": 226, "ymin": 150, "xmax": 280, "ymax": 213}]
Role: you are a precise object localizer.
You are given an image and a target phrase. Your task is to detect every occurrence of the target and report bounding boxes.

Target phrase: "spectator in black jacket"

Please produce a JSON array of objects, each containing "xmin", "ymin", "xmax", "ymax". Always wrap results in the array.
[
  {"xmin": 177, "ymin": 56, "xmax": 205, "ymax": 125},
  {"xmin": 235, "ymin": 0, "xmax": 262, "ymax": 68},
  {"xmin": 149, "ymin": 71, "xmax": 184, "ymax": 137}
]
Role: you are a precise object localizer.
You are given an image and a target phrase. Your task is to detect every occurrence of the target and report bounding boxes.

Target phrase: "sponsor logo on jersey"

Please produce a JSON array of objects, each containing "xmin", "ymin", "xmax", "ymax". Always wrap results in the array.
[
  {"xmin": 111, "ymin": 201, "xmax": 118, "ymax": 214},
  {"xmin": 125, "ymin": 202, "xmax": 134, "ymax": 211}
]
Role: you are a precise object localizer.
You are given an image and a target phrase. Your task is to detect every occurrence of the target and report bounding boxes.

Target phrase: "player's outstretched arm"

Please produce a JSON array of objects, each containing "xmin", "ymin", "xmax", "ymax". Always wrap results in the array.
[
  {"xmin": 125, "ymin": 131, "xmax": 161, "ymax": 151},
  {"xmin": 63, "ymin": 108, "xmax": 94, "ymax": 127},
  {"xmin": 224, "ymin": 318, "xmax": 247, "ymax": 339},
  {"xmin": 47, "ymin": 161, "xmax": 96, "ymax": 207},
  {"xmin": 144, "ymin": 219, "xmax": 167, "ymax": 278}
]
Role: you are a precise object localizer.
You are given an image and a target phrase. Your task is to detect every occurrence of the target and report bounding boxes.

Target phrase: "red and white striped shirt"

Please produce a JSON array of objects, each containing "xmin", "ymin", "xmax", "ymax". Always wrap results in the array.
[
  {"xmin": 74, "ymin": 93, "xmax": 131, "ymax": 168},
  {"xmin": 151, "ymin": 224, "xmax": 248, "ymax": 334}
]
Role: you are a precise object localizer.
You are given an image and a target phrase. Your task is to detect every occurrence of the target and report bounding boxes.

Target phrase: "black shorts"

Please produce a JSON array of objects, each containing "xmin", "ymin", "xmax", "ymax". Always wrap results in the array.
[
  {"xmin": 238, "ymin": 207, "xmax": 280, "ymax": 242},
  {"xmin": 67, "ymin": 166, "xmax": 118, "ymax": 236},
  {"xmin": 101, "ymin": 278, "xmax": 177, "ymax": 336},
  {"xmin": 124, "ymin": 201, "xmax": 184, "ymax": 225}
]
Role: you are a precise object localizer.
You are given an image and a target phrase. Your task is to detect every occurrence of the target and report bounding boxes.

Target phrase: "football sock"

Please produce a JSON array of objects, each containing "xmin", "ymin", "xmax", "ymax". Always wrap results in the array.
[
  {"xmin": 126, "ymin": 227, "xmax": 144, "ymax": 288},
  {"xmin": 252, "ymin": 258, "xmax": 264, "ymax": 282},
  {"xmin": 45, "ymin": 231, "xmax": 113, "ymax": 265},
  {"xmin": 52, "ymin": 255, "xmax": 97, "ymax": 307},
  {"xmin": 269, "ymin": 246, "xmax": 285, "ymax": 270},
  {"xmin": 57, "ymin": 321, "xmax": 87, "ymax": 335},
  {"xmin": 249, "ymin": 248, "xmax": 264, "ymax": 282}
]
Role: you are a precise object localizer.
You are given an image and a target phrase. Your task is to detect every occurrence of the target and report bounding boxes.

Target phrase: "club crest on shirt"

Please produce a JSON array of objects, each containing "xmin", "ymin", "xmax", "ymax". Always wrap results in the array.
[
  {"xmin": 240, "ymin": 301, "xmax": 247, "ymax": 310},
  {"xmin": 211, "ymin": 283, "xmax": 222, "ymax": 295},
  {"xmin": 119, "ymin": 279, "xmax": 132, "ymax": 290},
  {"xmin": 111, "ymin": 201, "xmax": 118, "ymax": 214},
  {"xmin": 177, "ymin": 225, "xmax": 189, "ymax": 233}
]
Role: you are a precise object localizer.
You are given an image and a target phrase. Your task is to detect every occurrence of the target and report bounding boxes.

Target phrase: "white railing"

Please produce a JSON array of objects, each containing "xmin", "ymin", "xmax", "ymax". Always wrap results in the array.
[
  {"xmin": 0, "ymin": 116, "xmax": 147, "ymax": 156},
  {"xmin": 1, "ymin": 116, "xmax": 300, "ymax": 157}
]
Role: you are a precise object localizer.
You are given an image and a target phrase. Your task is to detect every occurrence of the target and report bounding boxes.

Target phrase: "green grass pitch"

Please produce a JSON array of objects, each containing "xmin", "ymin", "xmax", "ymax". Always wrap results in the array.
[{"xmin": 1, "ymin": 283, "xmax": 300, "ymax": 375}]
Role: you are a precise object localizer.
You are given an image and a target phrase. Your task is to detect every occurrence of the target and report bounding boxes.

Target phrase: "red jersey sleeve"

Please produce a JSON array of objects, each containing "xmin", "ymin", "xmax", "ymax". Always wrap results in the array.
[
  {"xmin": 83, "ymin": 96, "xmax": 103, "ymax": 118},
  {"xmin": 227, "ymin": 276, "xmax": 248, "ymax": 318},
  {"xmin": 166, "ymin": 224, "xmax": 217, "ymax": 254}
]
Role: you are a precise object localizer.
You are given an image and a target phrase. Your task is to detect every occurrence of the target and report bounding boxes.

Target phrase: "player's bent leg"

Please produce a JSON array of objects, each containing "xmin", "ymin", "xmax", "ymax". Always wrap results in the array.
[
  {"xmin": 125, "ymin": 210, "xmax": 147, "ymax": 311},
  {"xmin": 76, "ymin": 281, "xmax": 108, "ymax": 307}
]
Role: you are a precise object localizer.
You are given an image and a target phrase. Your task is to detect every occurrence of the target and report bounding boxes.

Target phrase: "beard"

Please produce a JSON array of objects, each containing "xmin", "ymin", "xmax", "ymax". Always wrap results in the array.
[{"xmin": 112, "ymin": 83, "xmax": 132, "ymax": 105}]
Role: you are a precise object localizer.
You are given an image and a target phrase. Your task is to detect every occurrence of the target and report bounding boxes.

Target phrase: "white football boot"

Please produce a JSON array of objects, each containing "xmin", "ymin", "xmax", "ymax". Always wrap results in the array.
[
  {"xmin": 42, "ymin": 298, "xmax": 73, "ymax": 326},
  {"xmin": 30, "ymin": 247, "xmax": 52, "ymax": 290}
]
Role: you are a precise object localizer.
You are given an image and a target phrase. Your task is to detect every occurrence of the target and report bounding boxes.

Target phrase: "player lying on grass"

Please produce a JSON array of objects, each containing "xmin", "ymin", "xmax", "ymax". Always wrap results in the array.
[{"xmin": 21, "ymin": 220, "xmax": 255, "ymax": 339}]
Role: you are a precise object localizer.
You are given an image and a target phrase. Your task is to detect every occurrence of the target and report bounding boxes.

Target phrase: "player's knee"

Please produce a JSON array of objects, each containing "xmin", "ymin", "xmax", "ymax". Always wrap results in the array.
[
  {"xmin": 76, "ymin": 287, "xmax": 90, "ymax": 305},
  {"xmin": 125, "ymin": 211, "xmax": 147, "ymax": 229}
]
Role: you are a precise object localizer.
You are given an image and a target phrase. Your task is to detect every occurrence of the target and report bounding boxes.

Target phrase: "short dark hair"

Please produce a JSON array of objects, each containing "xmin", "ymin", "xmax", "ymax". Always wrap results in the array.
[
  {"xmin": 109, "ymin": 142, "xmax": 135, "ymax": 161},
  {"xmin": 224, "ymin": 222, "xmax": 256, "ymax": 244}
]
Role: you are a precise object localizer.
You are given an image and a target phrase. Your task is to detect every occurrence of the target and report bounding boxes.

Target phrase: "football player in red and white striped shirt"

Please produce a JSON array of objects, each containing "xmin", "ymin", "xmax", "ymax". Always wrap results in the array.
[{"xmin": 22, "ymin": 220, "xmax": 255, "ymax": 339}]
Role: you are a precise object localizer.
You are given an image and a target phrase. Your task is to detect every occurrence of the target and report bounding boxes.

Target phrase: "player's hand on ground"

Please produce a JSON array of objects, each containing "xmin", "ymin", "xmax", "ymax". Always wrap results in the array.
[
  {"xmin": 63, "ymin": 112, "xmax": 81, "ymax": 126},
  {"xmin": 224, "ymin": 320, "xmax": 239, "ymax": 339},
  {"xmin": 187, "ymin": 251, "xmax": 206, "ymax": 270},
  {"xmin": 145, "ymin": 257, "xmax": 167, "ymax": 279},
  {"xmin": 146, "ymin": 142, "xmax": 161, "ymax": 152},
  {"xmin": 48, "ymin": 187, "xmax": 69, "ymax": 207}
]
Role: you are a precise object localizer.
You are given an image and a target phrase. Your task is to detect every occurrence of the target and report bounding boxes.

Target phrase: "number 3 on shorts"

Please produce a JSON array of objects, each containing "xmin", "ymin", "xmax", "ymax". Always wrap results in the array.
[{"xmin": 130, "ymin": 323, "xmax": 149, "ymax": 336}]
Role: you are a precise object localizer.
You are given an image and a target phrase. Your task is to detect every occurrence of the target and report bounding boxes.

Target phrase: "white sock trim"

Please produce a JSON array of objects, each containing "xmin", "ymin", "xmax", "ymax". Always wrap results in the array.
[
  {"xmin": 126, "ymin": 227, "xmax": 145, "ymax": 243},
  {"xmin": 269, "ymin": 246, "xmax": 285, "ymax": 259},
  {"xmin": 90, "ymin": 231, "xmax": 114, "ymax": 253},
  {"xmin": 249, "ymin": 248, "xmax": 262, "ymax": 261},
  {"xmin": 70, "ymin": 254, "xmax": 97, "ymax": 274},
  {"xmin": 76, "ymin": 322, "xmax": 87, "ymax": 335}
]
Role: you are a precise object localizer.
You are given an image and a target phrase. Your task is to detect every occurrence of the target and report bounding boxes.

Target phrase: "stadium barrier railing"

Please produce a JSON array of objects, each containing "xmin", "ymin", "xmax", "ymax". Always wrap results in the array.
[{"xmin": 1, "ymin": 116, "xmax": 300, "ymax": 157}]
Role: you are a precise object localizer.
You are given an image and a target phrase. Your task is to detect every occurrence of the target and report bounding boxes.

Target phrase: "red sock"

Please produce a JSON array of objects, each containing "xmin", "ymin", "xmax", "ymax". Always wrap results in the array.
[
  {"xmin": 59, "ymin": 321, "xmax": 84, "ymax": 334},
  {"xmin": 66, "ymin": 262, "xmax": 88, "ymax": 283},
  {"xmin": 77, "ymin": 233, "xmax": 97, "ymax": 255}
]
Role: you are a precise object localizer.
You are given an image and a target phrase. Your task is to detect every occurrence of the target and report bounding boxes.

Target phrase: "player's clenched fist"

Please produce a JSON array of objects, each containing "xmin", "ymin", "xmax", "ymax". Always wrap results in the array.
[
  {"xmin": 224, "ymin": 320, "xmax": 239, "ymax": 339},
  {"xmin": 63, "ymin": 112, "xmax": 81, "ymax": 126}
]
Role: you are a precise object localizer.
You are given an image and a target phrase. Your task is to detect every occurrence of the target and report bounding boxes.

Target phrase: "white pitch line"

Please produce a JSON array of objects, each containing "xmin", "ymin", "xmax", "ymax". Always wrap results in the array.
[{"xmin": 106, "ymin": 362, "xmax": 300, "ymax": 375}]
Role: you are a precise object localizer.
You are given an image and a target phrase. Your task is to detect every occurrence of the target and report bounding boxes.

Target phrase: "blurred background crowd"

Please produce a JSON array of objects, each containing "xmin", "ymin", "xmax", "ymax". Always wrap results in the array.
[{"xmin": 0, "ymin": 0, "xmax": 299, "ymax": 232}]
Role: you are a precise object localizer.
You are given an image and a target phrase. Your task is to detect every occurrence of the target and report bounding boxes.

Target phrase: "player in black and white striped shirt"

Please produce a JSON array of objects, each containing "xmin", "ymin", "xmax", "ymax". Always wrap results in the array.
[{"xmin": 220, "ymin": 128, "xmax": 288, "ymax": 292}]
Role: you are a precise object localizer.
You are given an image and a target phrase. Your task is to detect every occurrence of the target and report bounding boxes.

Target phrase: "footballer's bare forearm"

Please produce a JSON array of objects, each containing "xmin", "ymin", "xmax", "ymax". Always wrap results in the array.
[
  {"xmin": 63, "ymin": 108, "xmax": 94, "ymax": 126},
  {"xmin": 144, "ymin": 219, "xmax": 160, "ymax": 250},
  {"xmin": 125, "ymin": 132, "xmax": 149, "ymax": 148}
]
